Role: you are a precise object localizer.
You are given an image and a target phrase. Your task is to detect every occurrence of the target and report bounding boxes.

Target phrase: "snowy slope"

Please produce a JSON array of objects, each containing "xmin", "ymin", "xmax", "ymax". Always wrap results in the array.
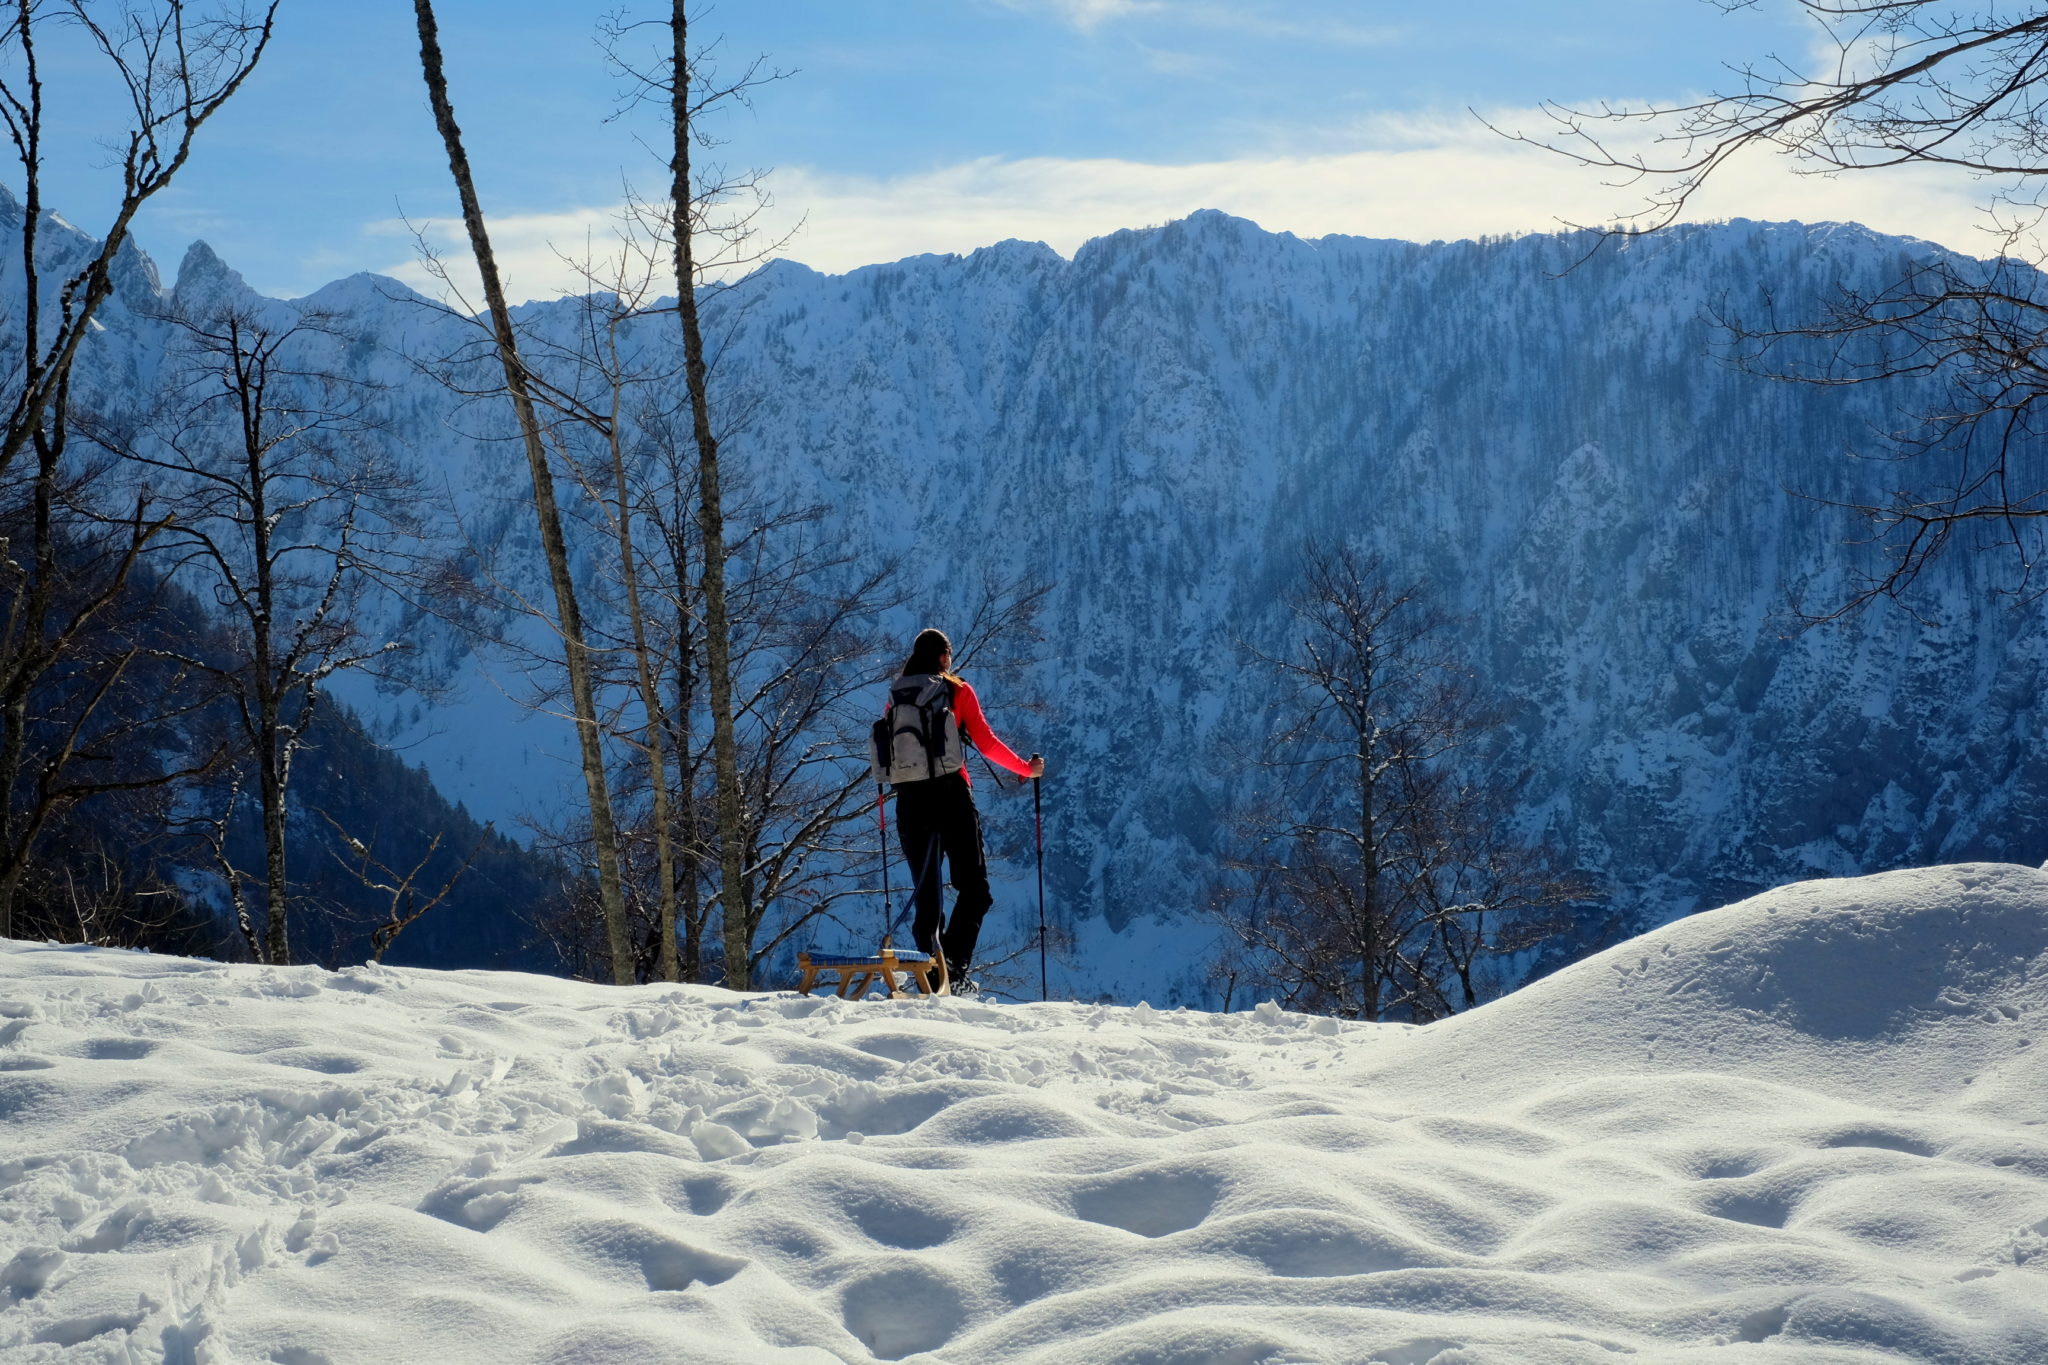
[{"xmin": 2, "ymin": 863, "xmax": 2044, "ymax": 1363}]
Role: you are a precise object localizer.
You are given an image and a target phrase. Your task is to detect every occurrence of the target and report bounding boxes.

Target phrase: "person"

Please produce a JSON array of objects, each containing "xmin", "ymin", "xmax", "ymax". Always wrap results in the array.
[{"xmin": 882, "ymin": 627, "xmax": 1043, "ymax": 991}]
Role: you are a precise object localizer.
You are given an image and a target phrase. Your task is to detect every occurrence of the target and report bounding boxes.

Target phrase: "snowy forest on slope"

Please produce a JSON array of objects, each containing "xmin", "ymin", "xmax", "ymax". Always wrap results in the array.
[{"xmin": 10, "ymin": 181, "xmax": 2048, "ymax": 1004}]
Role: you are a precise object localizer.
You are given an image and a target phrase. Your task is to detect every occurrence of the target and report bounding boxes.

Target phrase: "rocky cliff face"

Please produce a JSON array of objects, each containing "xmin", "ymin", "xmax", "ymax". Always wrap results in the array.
[{"xmin": 15, "ymin": 186, "xmax": 2045, "ymax": 998}]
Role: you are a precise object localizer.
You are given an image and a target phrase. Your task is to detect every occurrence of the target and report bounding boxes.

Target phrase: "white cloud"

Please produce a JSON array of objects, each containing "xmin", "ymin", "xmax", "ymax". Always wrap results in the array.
[
  {"xmin": 996, "ymin": 0, "xmax": 1166, "ymax": 32},
  {"xmin": 752, "ymin": 116, "xmax": 1996, "ymax": 275},
  {"xmin": 997, "ymin": 0, "xmax": 1400, "ymax": 45},
  {"xmin": 1134, "ymin": 43, "xmax": 1226, "ymax": 77},
  {"xmin": 355, "ymin": 109, "xmax": 2007, "ymax": 307},
  {"xmin": 1177, "ymin": 5, "xmax": 1404, "ymax": 46},
  {"xmin": 363, "ymin": 206, "xmax": 645, "ymax": 309}
]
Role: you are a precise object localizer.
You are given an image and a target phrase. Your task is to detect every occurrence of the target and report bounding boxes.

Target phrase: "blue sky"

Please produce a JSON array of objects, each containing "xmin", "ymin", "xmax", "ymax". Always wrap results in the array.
[{"xmin": 24, "ymin": 0, "xmax": 1992, "ymax": 301}]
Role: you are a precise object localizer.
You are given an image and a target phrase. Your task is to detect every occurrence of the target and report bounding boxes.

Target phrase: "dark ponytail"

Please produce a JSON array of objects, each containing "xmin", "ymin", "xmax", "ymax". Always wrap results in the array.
[{"xmin": 901, "ymin": 627, "xmax": 960, "ymax": 684}]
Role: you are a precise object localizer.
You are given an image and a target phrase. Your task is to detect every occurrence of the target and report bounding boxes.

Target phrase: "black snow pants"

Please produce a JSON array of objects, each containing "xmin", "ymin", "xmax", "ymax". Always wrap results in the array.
[{"xmin": 893, "ymin": 770, "xmax": 993, "ymax": 980}]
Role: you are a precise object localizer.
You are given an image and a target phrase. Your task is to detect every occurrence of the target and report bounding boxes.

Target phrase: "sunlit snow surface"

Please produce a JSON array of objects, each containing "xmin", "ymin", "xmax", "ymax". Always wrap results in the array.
[{"xmin": 3, "ymin": 865, "xmax": 2046, "ymax": 1364}]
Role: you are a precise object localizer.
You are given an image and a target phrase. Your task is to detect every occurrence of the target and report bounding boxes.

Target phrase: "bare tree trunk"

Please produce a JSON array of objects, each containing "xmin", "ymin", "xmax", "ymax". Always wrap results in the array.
[
  {"xmin": 0, "ymin": 610, "xmax": 38, "ymax": 927},
  {"xmin": 412, "ymin": 0, "xmax": 635, "ymax": 984},
  {"xmin": 0, "ymin": 525, "xmax": 40, "ymax": 938},
  {"xmin": 665, "ymin": 520, "xmax": 704, "ymax": 982},
  {"xmin": 668, "ymin": 0, "xmax": 751, "ymax": 989},
  {"xmin": 247, "ymin": 396, "xmax": 288, "ymax": 964},
  {"xmin": 0, "ymin": 424, "xmax": 65, "ymax": 936},
  {"xmin": 1356, "ymin": 729, "xmax": 1380, "ymax": 1022},
  {"xmin": 256, "ymin": 699, "xmax": 288, "ymax": 963},
  {"xmin": 602, "ymin": 331, "xmax": 679, "ymax": 982}
]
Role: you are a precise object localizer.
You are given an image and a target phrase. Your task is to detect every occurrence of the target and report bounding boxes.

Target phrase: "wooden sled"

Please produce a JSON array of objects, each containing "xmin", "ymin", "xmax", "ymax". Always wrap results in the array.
[{"xmin": 796, "ymin": 944, "xmax": 950, "ymax": 999}]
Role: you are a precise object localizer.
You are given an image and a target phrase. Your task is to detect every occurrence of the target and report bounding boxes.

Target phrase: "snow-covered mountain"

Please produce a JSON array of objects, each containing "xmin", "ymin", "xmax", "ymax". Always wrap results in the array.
[
  {"xmin": 670, "ymin": 212, "xmax": 2048, "ymax": 993},
  {"xmin": 14, "ymin": 185, "xmax": 2048, "ymax": 998}
]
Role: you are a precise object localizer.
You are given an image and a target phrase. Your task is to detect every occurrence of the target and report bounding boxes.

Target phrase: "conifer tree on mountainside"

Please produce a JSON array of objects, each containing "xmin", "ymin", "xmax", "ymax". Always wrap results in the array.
[{"xmin": 1515, "ymin": 0, "xmax": 2048, "ymax": 613}]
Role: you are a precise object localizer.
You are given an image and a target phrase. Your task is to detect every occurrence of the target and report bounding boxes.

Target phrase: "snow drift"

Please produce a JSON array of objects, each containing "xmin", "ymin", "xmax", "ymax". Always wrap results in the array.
[{"xmin": 2, "ymin": 864, "xmax": 2044, "ymax": 1363}]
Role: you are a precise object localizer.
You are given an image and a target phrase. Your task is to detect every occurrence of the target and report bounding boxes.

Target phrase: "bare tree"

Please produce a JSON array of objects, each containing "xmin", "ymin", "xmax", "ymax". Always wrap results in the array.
[
  {"xmin": 0, "ymin": 0, "xmax": 276, "ymax": 939},
  {"xmin": 1509, "ymin": 1, "xmax": 2048, "ymax": 610},
  {"xmin": 1212, "ymin": 543, "xmax": 1576, "ymax": 1021},
  {"xmin": 497, "ymin": 216, "xmax": 803, "ymax": 988},
  {"xmin": 317, "ymin": 809, "xmax": 488, "ymax": 964},
  {"xmin": 26, "ymin": 804, "xmax": 214, "ymax": 953},
  {"xmin": 0, "ymin": 501, "xmax": 220, "ymax": 936},
  {"xmin": 658, "ymin": 1, "xmax": 776, "ymax": 990},
  {"xmin": 1390, "ymin": 750, "xmax": 1581, "ymax": 1014},
  {"xmin": 721, "ymin": 521, "xmax": 903, "ymax": 981},
  {"xmin": 489, "ymin": 239, "xmax": 692, "ymax": 981},
  {"xmin": 86, "ymin": 304, "xmax": 416, "ymax": 963},
  {"xmin": 411, "ymin": 0, "xmax": 638, "ymax": 984},
  {"xmin": 1, "ymin": 0, "xmax": 278, "ymax": 479},
  {"xmin": 590, "ymin": 288, "xmax": 684, "ymax": 982},
  {"xmin": 568, "ymin": 4, "xmax": 796, "ymax": 989},
  {"xmin": 529, "ymin": 477, "xmax": 907, "ymax": 986}
]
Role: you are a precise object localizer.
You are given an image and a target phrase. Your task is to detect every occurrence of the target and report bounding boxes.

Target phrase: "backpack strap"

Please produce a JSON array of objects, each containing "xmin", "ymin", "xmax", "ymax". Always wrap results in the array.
[{"xmin": 923, "ymin": 677, "xmax": 951, "ymax": 778}]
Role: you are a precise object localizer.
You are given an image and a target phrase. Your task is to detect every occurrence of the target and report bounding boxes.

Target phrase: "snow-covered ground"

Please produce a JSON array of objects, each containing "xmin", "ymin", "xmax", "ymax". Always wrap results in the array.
[{"xmin": 2, "ymin": 865, "xmax": 2045, "ymax": 1364}]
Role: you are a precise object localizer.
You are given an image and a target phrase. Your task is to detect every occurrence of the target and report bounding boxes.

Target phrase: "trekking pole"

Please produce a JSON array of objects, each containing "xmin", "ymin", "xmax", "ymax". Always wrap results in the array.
[
  {"xmin": 1032, "ymin": 755, "xmax": 1047, "ymax": 1002},
  {"xmin": 877, "ymin": 785, "xmax": 891, "ymax": 947}
]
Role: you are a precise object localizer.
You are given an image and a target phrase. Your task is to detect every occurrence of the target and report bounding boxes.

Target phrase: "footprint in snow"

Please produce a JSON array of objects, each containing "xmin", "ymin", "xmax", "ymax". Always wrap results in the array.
[
  {"xmin": 839, "ymin": 1261, "xmax": 967, "ymax": 1361},
  {"xmin": 1072, "ymin": 1165, "xmax": 1220, "ymax": 1237}
]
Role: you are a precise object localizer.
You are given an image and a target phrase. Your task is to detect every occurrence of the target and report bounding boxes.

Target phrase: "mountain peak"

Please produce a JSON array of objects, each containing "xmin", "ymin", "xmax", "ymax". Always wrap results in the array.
[
  {"xmin": 174, "ymin": 239, "xmax": 243, "ymax": 291},
  {"xmin": 299, "ymin": 269, "xmax": 425, "ymax": 310},
  {"xmin": 170, "ymin": 238, "xmax": 261, "ymax": 315},
  {"xmin": 1175, "ymin": 208, "xmax": 1274, "ymax": 239}
]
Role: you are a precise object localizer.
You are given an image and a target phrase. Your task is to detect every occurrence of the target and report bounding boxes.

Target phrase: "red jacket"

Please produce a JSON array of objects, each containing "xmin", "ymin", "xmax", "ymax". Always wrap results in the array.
[{"xmin": 950, "ymin": 679, "xmax": 1033, "ymax": 785}]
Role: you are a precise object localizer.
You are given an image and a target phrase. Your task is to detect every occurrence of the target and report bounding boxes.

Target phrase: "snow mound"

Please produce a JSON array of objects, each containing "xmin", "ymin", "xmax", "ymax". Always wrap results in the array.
[
  {"xmin": 1364, "ymin": 863, "xmax": 2048, "ymax": 1114},
  {"xmin": 2, "ymin": 865, "xmax": 2045, "ymax": 1363}
]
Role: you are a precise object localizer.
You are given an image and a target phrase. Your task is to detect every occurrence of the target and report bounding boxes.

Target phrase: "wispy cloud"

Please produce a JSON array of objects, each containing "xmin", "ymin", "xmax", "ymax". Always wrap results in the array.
[
  {"xmin": 361, "ymin": 206, "xmax": 636, "ymax": 309},
  {"xmin": 346, "ymin": 108, "xmax": 1997, "ymax": 306},
  {"xmin": 998, "ymin": 0, "xmax": 1402, "ymax": 46},
  {"xmin": 750, "ymin": 113, "xmax": 1990, "ymax": 273},
  {"xmin": 1178, "ymin": 5, "xmax": 1404, "ymax": 47},
  {"xmin": 996, "ymin": 0, "xmax": 1167, "ymax": 33},
  {"xmin": 1134, "ymin": 43, "xmax": 1226, "ymax": 77}
]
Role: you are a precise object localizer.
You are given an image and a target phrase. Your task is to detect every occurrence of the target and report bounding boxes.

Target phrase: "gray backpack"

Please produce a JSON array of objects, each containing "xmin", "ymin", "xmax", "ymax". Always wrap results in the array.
[{"xmin": 872, "ymin": 674, "xmax": 964, "ymax": 786}]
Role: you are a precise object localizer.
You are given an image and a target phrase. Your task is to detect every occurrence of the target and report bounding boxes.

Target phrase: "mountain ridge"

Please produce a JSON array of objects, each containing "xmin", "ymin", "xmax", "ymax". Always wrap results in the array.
[{"xmin": 12, "ymin": 198, "xmax": 2047, "ymax": 1000}]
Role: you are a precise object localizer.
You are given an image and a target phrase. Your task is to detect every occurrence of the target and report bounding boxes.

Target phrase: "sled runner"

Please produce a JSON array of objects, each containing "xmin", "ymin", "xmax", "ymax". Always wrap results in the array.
[{"xmin": 795, "ymin": 944, "xmax": 950, "ymax": 999}]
